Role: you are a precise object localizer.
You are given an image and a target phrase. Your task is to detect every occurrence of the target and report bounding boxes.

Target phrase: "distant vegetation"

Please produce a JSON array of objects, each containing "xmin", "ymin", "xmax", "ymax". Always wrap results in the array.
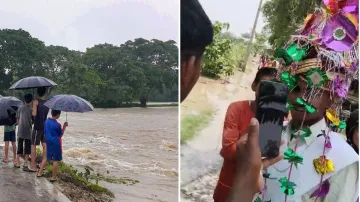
[
  {"xmin": 201, "ymin": 21, "xmax": 268, "ymax": 79},
  {"xmin": 0, "ymin": 29, "xmax": 178, "ymax": 107},
  {"xmin": 262, "ymin": 0, "xmax": 321, "ymax": 48}
]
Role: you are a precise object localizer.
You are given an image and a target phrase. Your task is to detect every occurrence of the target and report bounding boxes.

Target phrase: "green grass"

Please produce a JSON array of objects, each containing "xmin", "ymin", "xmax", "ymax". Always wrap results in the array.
[
  {"xmin": 181, "ymin": 110, "xmax": 214, "ymax": 144},
  {"xmin": 146, "ymin": 103, "xmax": 178, "ymax": 107}
]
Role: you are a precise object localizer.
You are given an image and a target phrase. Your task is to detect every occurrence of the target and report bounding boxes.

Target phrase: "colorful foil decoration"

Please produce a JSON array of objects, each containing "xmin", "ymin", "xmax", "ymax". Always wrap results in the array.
[
  {"xmin": 284, "ymin": 149, "xmax": 304, "ymax": 168},
  {"xmin": 305, "ymin": 68, "xmax": 329, "ymax": 87},
  {"xmin": 279, "ymin": 177, "xmax": 297, "ymax": 195},
  {"xmin": 322, "ymin": 13, "xmax": 358, "ymax": 51},
  {"xmin": 338, "ymin": 121, "xmax": 347, "ymax": 129},
  {"xmin": 332, "ymin": 75, "xmax": 349, "ymax": 98},
  {"xmin": 299, "ymin": 127, "xmax": 312, "ymax": 140},
  {"xmin": 317, "ymin": 130, "xmax": 332, "ymax": 149},
  {"xmin": 281, "ymin": 71, "xmax": 298, "ymax": 90},
  {"xmin": 286, "ymin": 43, "xmax": 308, "ymax": 62},
  {"xmin": 326, "ymin": 109, "xmax": 340, "ymax": 126},
  {"xmin": 313, "ymin": 156, "xmax": 335, "ymax": 175},
  {"xmin": 296, "ymin": 97, "xmax": 316, "ymax": 114},
  {"xmin": 275, "ymin": 48, "xmax": 294, "ymax": 66},
  {"xmin": 310, "ymin": 180, "xmax": 330, "ymax": 198}
]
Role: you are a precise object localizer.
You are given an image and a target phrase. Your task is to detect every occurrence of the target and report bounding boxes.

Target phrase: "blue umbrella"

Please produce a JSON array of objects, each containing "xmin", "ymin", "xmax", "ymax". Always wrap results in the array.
[{"xmin": 44, "ymin": 95, "xmax": 94, "ymax": 121}]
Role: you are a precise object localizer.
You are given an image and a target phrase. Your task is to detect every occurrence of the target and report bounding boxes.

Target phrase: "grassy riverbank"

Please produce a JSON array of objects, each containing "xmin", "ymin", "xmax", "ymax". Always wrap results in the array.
[
  {"xmin": 180, "ymin": 110, "xmax": 214, "ymax": 144},
  {"xmin": 35, "ymin": 149, "xmax": 139, "ymax": 202}
]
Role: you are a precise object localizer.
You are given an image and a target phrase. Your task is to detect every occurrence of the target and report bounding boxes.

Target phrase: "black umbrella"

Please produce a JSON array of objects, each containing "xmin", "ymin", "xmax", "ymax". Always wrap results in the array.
[
  {"xmin": 0, "ymin": 97, "xmax": 23, "ymax": 126},
  {"xmin": 9, "ymin": 76, "xmax": 57, "ymax": 90}
]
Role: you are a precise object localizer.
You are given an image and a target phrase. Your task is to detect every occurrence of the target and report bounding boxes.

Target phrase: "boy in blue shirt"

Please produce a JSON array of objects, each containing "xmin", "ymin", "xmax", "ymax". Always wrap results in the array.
[{"xmin": 37, "ymin": 110, "xmax": 68, "ymax": 182}]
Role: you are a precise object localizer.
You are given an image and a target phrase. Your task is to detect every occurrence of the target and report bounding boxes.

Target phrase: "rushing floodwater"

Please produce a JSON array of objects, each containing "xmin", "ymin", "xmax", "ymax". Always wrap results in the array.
[{"xmin": 59, "ymin": 107, "xmax": 178, "ymax": 202}]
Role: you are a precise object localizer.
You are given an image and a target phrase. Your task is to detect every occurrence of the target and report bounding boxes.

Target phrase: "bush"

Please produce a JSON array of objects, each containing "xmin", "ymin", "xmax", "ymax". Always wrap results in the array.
[{"xmin": 202, "ymin": 22, "xmax": 234, "ymax": 78}]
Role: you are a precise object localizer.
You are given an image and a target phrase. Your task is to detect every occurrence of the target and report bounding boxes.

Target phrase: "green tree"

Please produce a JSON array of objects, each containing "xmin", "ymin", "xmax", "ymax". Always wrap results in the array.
[
  {"xmin": 0, "ymin": 29, "xmax": 178, "ymax": 107},
  {"xmin": 252, "ymin": 30, "xmax": 268, "ymax": 54},
  {"xmin": 262, "ymin": 0, "xmax": 321, "ymax": 48},
  {"xmin": 202, "ymin": 21, "xmax": 234, "ymax": 78}
]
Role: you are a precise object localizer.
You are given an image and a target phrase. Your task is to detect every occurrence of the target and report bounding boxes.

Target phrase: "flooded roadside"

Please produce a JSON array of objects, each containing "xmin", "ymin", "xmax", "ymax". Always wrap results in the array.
[{"xmin": 59, "ymin": 107, "xmax": 178, "ymax": 202}]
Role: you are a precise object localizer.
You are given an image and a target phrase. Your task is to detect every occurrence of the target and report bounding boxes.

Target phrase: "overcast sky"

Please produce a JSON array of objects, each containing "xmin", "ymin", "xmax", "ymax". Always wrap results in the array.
[
  {"xmin": 199, "ymin": 0, "xmax": 266, "ymax": 36},
  {"xmin": 0, "ymin": 0, "xmax": 179, "ymax": 51}
]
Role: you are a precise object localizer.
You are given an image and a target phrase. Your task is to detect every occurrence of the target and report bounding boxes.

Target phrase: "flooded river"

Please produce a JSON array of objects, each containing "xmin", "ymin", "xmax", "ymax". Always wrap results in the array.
[{"xmin": 59, "ymin": 107, "xmax": 178, "ymax": 202}]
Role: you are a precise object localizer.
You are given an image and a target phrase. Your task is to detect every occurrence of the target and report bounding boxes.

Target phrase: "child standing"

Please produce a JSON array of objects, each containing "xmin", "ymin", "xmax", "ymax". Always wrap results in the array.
[
  {"xmin": 37, "ymin": 110, "xmax": 68, "ymax": 182},
  {"xmin": 15, "ymin": 94, "xmax": 33, "ymax": 170},
  {"xmin": 3, "ymin": 110, "xmax": 17, "ymax": 163}
]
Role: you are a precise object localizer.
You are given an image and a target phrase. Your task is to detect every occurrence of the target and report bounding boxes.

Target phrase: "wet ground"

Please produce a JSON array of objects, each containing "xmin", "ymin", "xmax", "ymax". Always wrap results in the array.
[
  {"xmin": 0, "ymin": 148, "xmax": 70, "ymax": 202},
  {"xmin": 0, "ymin": 106, "xmax": 178, "ymax": 202},
  {"xmin": 181, "ymin": 60, "xmax": 258, "ymax": 201}
]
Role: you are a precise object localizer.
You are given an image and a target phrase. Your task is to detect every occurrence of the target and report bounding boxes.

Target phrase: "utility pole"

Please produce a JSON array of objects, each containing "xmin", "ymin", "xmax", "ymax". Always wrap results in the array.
[{"xmin": 242, "ymin": 0, "xmax": 264, "ymax": 68}]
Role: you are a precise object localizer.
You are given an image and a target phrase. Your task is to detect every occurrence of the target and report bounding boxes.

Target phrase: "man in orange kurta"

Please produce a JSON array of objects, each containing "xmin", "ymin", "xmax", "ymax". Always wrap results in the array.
[{"xmin": 213, "ymin": 68, "xmax": 279, "ymax": 202}]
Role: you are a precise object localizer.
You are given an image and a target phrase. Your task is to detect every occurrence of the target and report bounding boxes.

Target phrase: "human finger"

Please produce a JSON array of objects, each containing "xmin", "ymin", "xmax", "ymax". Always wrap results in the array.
[
  {"xmin": 247, "ymin": 118, "xmax": 259, "ymax": 147},
  {"xmin": 262, "ymin": 153, "xmax": 284, "ymax": 169}
]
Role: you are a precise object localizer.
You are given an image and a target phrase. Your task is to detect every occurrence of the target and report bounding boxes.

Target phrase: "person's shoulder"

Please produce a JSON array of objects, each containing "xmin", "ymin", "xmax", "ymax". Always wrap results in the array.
[{"xmin": 228, "ymin": 101, "xmax": 251, "ymax": 110}]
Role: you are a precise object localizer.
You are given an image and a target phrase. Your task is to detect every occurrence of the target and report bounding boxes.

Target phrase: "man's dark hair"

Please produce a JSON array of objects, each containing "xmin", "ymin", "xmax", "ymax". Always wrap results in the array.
[
  {"xmin": 346, "ymin": 109, "xmax": 359, "ymax": 152},
  {"xmin": 51, "ymin": 110, "xmax": 61, "ymax": 117},
  {"xmin": 254, "ymin": 68, "xmax": 278, "ymax": 84},
  {"xmin": 24, "ymin": 94, "xmax": 33, "ymax": 104},
  {"xmin": 37, "ymin": 87, "xmax": 47, "ymax": 97},
  {"xmin": 181, "ymin": 0, "xmax": 213, "ymax": 60}
]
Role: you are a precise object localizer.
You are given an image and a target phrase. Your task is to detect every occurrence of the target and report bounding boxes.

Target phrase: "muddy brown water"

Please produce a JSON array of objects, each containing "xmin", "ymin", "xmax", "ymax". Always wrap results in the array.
[{"xmin": 58, "ymin": 107, "xmax": 178, "ymax": 202}]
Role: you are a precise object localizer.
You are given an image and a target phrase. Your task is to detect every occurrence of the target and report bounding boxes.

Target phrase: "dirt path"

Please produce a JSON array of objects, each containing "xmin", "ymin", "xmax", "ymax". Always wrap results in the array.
[{"xmin": 181, "ymin": 59, "xmax": 258, "ymax": 201}]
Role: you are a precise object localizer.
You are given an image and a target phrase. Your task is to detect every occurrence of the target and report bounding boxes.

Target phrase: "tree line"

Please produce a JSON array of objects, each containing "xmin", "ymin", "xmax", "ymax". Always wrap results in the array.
[{"xmin": 0, "ymin": 29, "xmax": 178, "ymax": 107}]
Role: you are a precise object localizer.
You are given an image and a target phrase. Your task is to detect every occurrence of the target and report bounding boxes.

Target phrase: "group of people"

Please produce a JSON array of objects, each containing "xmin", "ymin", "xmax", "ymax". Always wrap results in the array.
[
  {"xmin": 181, "ymin": 0, "xmax": 359, "ymax": 202},
  {"xmin": 3, "ymin": 87, "xmax": 68, "ymax": 182}
]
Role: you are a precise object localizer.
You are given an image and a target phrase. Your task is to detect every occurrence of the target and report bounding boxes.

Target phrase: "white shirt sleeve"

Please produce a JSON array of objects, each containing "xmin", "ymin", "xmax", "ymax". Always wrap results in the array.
[{"xmin": 301, "ymin": 162, "xmax": 359, "ymax": 202}]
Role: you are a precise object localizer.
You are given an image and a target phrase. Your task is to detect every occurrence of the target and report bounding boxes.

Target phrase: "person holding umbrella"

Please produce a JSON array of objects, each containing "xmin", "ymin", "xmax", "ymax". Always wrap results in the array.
[
  {"xmin": 0, "ymin": 97, "xmax": 23, "ymax": 163},
  {"xmin": 37, "ymin": 110, "xmax": 68, "ymax": 182},
  {"xmin": 29, "ymin": 87, "xmax": 49, "ymax": 172},
  {"xmin": 3, "ymin": 110, "xmax": 17, "ymax": 164}
]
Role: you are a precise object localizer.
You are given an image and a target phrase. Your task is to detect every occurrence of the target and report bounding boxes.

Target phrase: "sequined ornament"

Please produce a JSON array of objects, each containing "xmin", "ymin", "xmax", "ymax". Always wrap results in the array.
[
  {"xmin": 278, "ymin": 177, "xmax": 297, "ymax": 195},
  {"xmin": 326, "ymin": 109, "xmax": 340, "ymax": 126},
  {"xmin": 313, "ymin": 156, "xmax": 335, "ymax": 175},
  {"xmin": 284, "ymin": 149, "xmax": 304, "ymax": 168}
]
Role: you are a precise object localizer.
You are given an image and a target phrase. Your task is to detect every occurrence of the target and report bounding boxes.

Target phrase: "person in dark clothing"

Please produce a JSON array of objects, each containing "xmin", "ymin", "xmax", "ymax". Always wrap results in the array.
[
  {"xmin": 29, "ymin": 87, "xmax": 49, "ymax": 172},
  {"xmin": 346, "ymin": 109, "xmax": 359, "ymax": 153}
]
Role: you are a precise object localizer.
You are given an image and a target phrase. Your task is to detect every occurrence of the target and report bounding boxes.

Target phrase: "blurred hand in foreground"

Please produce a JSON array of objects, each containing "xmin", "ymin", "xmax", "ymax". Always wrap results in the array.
[{"xmin": 227, "ymin": 118, "xmax": 284, "ymax": 202}]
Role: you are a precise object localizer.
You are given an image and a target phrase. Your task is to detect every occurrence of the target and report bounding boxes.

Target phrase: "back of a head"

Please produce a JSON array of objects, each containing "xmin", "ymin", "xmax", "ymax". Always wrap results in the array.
[
  {"xmin": 346, "ymin": 109, "xmax": 359, "ymax": 138},
  {"xmin": 51, "ymin": 110, "xmax": 61, "ymax": 117},
  {"xmin": 254, "ymin": 68, "xmax": 278, "ymax": 84},
  {"xmin": 181, "ymin": 0, "xmax": 213, "ymax": 60},
  {"xmin": 37, "ymin": 87, "xmax": 47, "ymax": 97},
  {"xmin": 24, "ymin": 94, "xmax": 33, "ymax": 104}
]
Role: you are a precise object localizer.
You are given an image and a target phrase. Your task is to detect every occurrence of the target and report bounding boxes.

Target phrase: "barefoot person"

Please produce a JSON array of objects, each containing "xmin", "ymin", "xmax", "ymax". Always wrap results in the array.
[
  {"xmin": 29, "ymin": 87, "xmax": 49, "ymax": 172},
  {"xmin": 15, "ymin": 94, "xmax": 33, "ymax": 170},
  {"xmin": 3, "ymin": 116, "xmax": 16, "ymax": 164},
  {"xmin": 37, "ymin": 110, "xmax": 68, "ymax": 182}
]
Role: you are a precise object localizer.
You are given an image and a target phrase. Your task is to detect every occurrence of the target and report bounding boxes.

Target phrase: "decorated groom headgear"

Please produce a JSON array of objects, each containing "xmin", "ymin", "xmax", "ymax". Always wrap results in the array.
[{"xmin": 272, "ymin": 0, "xmax": 359, "ymax": 199}]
